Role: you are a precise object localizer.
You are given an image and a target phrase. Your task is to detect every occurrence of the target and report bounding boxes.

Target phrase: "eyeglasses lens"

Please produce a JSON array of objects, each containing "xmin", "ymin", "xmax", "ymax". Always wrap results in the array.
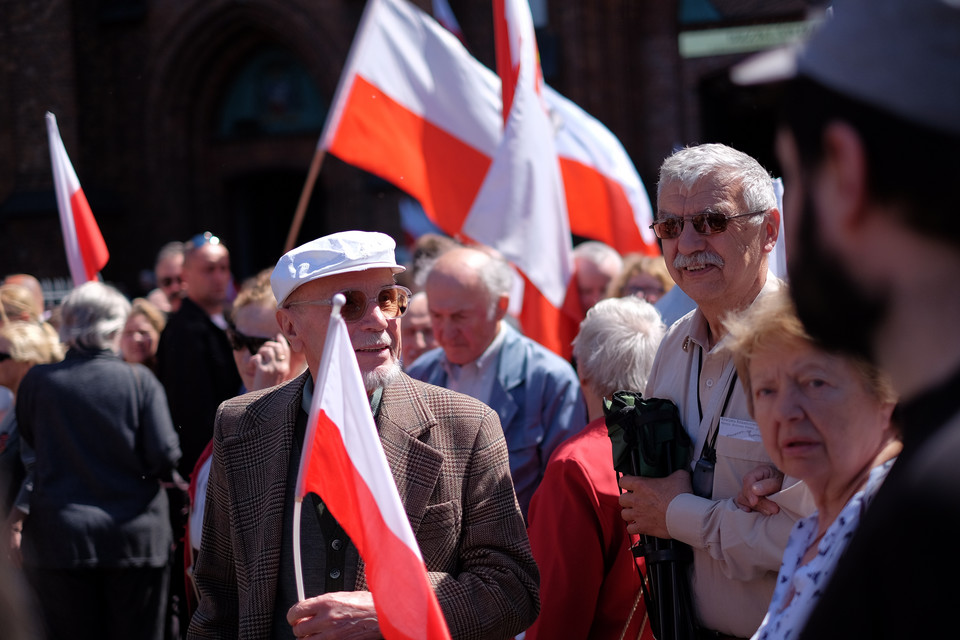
[
  {"xmin": 338, "ymin": 287, "xmax": 410, "ymax": 322},
  {"xmin": 0, "ymin": 352, "xmax": 12, "ymax": 363},
  {"xmin": 653, "ymin": 213, "xmax": 730, "ymax": 239}
]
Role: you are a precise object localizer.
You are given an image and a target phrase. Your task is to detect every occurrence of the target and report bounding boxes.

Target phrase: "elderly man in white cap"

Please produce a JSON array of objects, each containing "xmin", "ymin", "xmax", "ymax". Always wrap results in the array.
[{"xmin": 187, "ymin": 231, "xmax": 539, "ymax": 640}]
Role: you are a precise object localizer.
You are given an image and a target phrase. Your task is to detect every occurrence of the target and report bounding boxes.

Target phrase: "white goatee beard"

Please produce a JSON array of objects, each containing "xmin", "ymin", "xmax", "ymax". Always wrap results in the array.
[{"xmin": 363, "ymin": 360, "xmax": 402, "ymax": 393}]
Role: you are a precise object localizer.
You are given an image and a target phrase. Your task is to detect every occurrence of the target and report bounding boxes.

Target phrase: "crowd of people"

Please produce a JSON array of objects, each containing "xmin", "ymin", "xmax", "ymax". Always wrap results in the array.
[{"xmin": 1, "ymin": 1, "xmax": 958, "ymax": 638}]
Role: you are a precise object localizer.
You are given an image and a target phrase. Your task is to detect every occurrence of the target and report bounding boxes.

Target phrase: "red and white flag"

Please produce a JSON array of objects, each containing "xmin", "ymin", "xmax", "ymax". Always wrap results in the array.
[
  {"xmin": 317, "ymin": 0, "xmax": 656, "ymax": 356},
  {"xmin": 294, "ymin": 297, "xmax": 451, "ymax": 640},
  {"xmin": 45, "ymin": 112, "xmax": 109, "ymax": 287},
  {"xmin": 431, "ymin": 0, "xmax": 657, "ymax": 256},
  {"xmin": 464, "ymin": 0, "xmax": 578, "ymax": 358}
]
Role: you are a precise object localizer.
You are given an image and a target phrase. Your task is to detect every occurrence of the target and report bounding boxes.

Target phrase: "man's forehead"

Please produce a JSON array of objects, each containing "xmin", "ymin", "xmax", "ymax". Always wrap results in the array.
[{"xmin": 658, "ymin": 175, "xmax": 742, "ymax": 214}]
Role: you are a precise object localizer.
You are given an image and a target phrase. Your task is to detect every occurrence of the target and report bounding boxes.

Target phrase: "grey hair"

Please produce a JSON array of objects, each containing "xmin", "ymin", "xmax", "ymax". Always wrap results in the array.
[
  {"xmin": 475, "ymin": 251, "xmax": 515, "ymax": 319},
  {"xmin": 573, "ymin": 241, "xmax": 623, "ymax": 272},
  {"xmin": 154, "ymin": 240, "xmax": 185, "ymax": 269},
  {"xmin": 657, "ymin": 143, "xmax": 777, "ymax": 217},
  {"xmin": 58, "ymin": 282, "xmax": 131, "ymax": 352},
  {"xmin": 572, "ymin": 296, "xmax": 666, "ymax": 398}
]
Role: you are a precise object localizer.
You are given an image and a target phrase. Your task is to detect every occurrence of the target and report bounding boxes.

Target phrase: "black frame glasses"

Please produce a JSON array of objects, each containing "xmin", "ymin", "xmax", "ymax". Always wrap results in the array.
[
  {"xmin": 226, "ymin": 328, "xmax": 270, "ymax": 354},
  {"xmin": 649, "ymin": 210, "xmax": 766, "ymax": 240},
  {"xmin": 286, "ymin": 285, "xmax": 411, "ymax": 322}
]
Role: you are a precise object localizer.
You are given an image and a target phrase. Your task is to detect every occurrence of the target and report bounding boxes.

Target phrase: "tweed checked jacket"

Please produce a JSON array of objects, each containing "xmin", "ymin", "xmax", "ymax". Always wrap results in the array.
[{"xmin": 187, "ymin": 371, "xmax": 539, "ymax": 640}]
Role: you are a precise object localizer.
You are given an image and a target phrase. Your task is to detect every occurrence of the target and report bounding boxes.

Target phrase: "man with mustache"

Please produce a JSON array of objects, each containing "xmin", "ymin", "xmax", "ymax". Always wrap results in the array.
[
  {"xmin": 618, "ymin": 143, "xmax": 812, "ymax": 639},
  {"xmin": 187, "ymin": 231, "xmax": 539, "ymax": 640},
  {"xmin": 734, "ymin": 0, "xmax": 960, "ymax": 637}
]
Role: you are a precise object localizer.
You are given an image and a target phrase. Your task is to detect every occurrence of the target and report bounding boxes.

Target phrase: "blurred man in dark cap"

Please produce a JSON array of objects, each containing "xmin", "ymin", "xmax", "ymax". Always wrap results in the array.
[{"xmin": 734, "ymin": 1, "xmax": 960, "ymax": 637}]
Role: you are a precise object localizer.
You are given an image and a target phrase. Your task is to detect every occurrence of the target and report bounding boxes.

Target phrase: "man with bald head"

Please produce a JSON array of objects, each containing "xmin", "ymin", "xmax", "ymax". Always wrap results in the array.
[{"xmin": 406, "ymin": 246, "xmax": 586, "ymax": 518}]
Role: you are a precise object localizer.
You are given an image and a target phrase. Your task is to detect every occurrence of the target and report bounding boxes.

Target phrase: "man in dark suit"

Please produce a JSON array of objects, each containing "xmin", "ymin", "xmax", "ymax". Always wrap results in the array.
[{"xmin": 187, "ymin": 231, "xmax": 539, "ymax": 640}]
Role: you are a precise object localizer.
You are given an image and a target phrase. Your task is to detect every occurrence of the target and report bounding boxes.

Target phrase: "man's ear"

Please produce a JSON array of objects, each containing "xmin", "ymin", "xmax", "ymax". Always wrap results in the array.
[
  {"xmin": 816, "ymin": 121, "xmax": 869, "ymax": 235},
  {"xmin": 761, "ymin": 207, "xmax": 781, "ymax": 254},
  {"xmin": 276, "ymin": 308, "xmax": 305, "ymax": 353},
  {"xmin": 493, "ymin": 294, "xmax": 509, "ymax": 322}
]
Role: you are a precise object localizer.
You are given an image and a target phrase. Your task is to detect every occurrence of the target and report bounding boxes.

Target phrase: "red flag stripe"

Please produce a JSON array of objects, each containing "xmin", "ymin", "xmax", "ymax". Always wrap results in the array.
[
  {"xmin": 69, "ymin": 189, "xmax": 110, "ymax": 281},
  {"xmin": 560, "ymin": 158, "xmax": 660, "ymax": 256}
]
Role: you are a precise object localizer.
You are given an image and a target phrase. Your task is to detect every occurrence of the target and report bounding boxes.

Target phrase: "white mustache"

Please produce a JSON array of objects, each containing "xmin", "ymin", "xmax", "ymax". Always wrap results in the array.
[
  {"xmin": 674, "ymin": 251, "xmax": 725, "ymax": 270},
  {"xmin": 353, "ymin": 333, "xmax": 394, "ymax": 350}
]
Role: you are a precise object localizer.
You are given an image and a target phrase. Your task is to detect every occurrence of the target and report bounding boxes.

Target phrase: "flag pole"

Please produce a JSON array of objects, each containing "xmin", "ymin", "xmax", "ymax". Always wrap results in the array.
[
  {"xmin": 284, "ymin": 148, "xmax": 326, "ymax": 254},
  {"xmin": 292, "ymin": 294, "xmax": 346, "ymax": 602}
]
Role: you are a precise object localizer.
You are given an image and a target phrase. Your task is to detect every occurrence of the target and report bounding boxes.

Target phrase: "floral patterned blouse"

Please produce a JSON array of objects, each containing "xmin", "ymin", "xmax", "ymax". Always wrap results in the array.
[{"xmin": 751, "ymin": 458, "xmax": 896, "ymax": 640}]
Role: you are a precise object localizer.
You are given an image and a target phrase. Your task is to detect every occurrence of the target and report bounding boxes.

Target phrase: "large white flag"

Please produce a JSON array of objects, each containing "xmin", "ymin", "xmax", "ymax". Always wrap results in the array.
[{"xmin": 295, "ymin": 297, "xmax": 451, "ymax": 640}]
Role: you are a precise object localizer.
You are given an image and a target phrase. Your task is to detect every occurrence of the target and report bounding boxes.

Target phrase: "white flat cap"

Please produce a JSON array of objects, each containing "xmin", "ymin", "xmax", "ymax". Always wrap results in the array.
[{"xmin": 271, "ymin": 231, "xmax": 405, "ymax": 306}]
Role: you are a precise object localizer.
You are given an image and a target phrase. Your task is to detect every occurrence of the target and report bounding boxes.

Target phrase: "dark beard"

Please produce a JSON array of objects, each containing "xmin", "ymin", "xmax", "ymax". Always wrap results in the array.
[{"xmin": 788, "ymin": 194, "xmax": 887, "ymax": 363}]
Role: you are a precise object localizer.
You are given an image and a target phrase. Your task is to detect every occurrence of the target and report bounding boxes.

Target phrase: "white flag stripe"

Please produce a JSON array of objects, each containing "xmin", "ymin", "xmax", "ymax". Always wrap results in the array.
[{"xmin": 465, "ymin": 0, "xmax": 572, "ymax": 307}]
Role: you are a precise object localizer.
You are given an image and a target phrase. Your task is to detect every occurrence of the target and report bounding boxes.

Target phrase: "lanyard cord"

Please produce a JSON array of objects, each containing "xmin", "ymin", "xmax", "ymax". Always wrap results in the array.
[{"xmin": 696, "ymin": 346, "xmax": 739, "ymax": 461}]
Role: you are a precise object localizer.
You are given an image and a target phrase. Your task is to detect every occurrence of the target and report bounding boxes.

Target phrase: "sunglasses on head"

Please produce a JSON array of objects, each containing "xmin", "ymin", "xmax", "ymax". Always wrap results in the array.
[
  {"xmin": 286, "ymin": 285, "xmax": 411, "ymax": 323},
  {"xmin": 226, "ymin": 328, "xmax": 270, "ymax": 354},
  {"xmin": 649, "ymin": 210, "xmax": 766, "ymax": 240},
  {"xmin": 188, "ymin": 232, "xmax": 221, "ymax": 249}
]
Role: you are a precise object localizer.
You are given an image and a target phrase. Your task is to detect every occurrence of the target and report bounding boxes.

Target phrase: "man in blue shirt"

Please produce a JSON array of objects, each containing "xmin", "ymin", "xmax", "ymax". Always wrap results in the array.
[{"xmin": 406, "ymin": 246, "xmax": 587, "ymax": 518}]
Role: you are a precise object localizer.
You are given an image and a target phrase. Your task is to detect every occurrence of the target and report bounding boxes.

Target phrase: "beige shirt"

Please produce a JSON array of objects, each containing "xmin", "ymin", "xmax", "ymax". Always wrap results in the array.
[{"xmin": 645, "ymin": 275, "xmax": 814, "ymax": 637}]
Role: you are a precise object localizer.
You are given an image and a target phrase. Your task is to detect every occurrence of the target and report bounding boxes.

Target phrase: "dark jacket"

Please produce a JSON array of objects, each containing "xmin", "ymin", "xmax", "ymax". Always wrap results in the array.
[
  {"xmin": 157, "ymin": 297, "xmax": 241, "ymax": 476},
  {"xmin": 17, "ymin": 348, "xmax": 181, "ymax": 568}
]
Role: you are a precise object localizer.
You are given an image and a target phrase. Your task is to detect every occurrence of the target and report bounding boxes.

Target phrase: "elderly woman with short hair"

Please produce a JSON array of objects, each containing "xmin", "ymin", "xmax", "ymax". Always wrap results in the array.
[
  {"xmin": 14, "ymin": 282, "xmax": 181, "ymax": 640},
  {"xmin": 722, "ymin": 287, "xmax": 900, "ymax": 640}
]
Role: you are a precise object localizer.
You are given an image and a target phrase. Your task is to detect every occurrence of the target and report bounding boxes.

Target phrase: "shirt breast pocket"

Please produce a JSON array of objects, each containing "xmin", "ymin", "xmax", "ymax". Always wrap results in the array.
[{"xmin": 713, "ymin": 423, "xmax": 772, "ymax": 500}]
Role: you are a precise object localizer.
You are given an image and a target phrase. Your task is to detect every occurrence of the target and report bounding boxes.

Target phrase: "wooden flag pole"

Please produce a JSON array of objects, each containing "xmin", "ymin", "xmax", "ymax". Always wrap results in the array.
[{"xmin": 284, "ymin": 147, "xmax": 327, "ymax": 254}]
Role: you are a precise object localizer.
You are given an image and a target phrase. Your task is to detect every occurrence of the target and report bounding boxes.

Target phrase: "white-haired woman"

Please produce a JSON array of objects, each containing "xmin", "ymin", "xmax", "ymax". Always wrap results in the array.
[{"xmin": 14, "ymin": 282, "xmax": 181, "ymax": 640}]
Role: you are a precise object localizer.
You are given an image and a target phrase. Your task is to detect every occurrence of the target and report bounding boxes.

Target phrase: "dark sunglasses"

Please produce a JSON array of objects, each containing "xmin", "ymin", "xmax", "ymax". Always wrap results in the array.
[
  {"xmin": 286, "ymin": 285, "xmax": 411, "ymax": 323},
  {"xmin": 649, "ymin": 210, "xmax": 765, "ymax": 240},
  {"xmin": 0, "ymin": 352, "xmax": 12, "ymax": 363},
  {"xmin": 226, "ymin": 328, "xmax": 270, "ymax": 354}
]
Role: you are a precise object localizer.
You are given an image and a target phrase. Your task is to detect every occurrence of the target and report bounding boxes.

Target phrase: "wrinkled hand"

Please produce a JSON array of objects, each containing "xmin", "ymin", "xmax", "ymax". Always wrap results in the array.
[
  {"xmin": 251, "ymin": 334, "xmax": 294, "ymax": 391},
  {"xmin": 734, "ymin": 464, "xmax": 783, "ymax": 515},
  {"xmin": 619, "ymin": 470, "xmax": 692, "ymax": 538},
  {"xmin": 288, "ymin": 591, "xmax": 380, "ymax": 639}
]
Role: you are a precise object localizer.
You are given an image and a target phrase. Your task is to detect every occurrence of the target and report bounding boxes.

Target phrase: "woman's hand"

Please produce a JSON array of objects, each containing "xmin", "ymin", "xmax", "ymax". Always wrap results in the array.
[{"xmin": 734, "ymin": 464, "xmax": 784, "ymax": 515}]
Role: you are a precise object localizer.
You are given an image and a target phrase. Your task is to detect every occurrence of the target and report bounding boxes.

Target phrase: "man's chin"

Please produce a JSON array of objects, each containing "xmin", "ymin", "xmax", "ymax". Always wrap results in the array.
[{"xmin": 363, "ymin": 361, "xmax": 402, "ymax": 393}]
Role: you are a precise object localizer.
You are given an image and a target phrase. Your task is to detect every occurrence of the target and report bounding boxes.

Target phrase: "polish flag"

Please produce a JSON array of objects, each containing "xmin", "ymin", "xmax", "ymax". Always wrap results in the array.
[
  {"xmin": 45, "ymin": 112, "xmax": 109, "ymax": 287},
  {"xmin": 464, "ymin": 0, "xmax": 579, "ymax": 357},
  {"xmin": 294, "ymin": 297, "xmax": 451, "ymax": 640}
]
